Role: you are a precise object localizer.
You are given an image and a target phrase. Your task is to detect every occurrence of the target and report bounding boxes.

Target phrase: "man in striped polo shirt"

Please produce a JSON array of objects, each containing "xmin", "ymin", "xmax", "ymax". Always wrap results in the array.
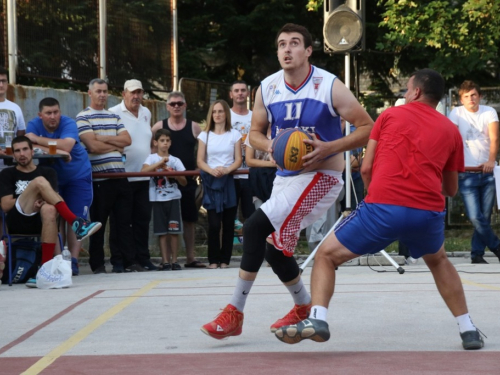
[{"xmin": 77, "ymin": 78, "xmax": 143, "ymax": 274}]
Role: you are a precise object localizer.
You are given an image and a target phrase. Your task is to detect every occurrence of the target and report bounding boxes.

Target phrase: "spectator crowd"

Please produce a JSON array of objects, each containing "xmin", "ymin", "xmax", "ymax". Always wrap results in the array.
[{"xmin": 0, "ymin": 63, "xmax": 499, "ymax": 290}]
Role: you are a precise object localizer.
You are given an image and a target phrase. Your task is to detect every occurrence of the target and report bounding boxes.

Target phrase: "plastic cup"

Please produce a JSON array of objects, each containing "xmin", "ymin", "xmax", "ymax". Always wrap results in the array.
[
  {"xmin": 48, "ymin": 140, "xmax": 57, "ymax": 155},
  {"xmin": 5, "ymin": 135, "xmax": 12, "ymax": 155}
]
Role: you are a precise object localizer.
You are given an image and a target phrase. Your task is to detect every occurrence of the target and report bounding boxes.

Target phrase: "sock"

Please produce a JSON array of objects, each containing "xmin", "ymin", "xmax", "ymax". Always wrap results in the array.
[
  {"xmin": 309, "ymin": 305, "xmax": 328, "ymax": 321},
  {"xmin": 41, "ymin": 243, "xmax": 56, "ymax": 264},
  {"xmin": 229, "ymin": 277, "xmax": 254, "ymax": 312},
  {"xmin": 55, "ymin": 201, "xmax": 77, "ymax": 224},
  {"xmin": 286, "ymin": 278, "xmax": 311, "ymax": 306},
  {"xmin": 456, "ymin": 313, "xmax": 476, "ymax": 333}
]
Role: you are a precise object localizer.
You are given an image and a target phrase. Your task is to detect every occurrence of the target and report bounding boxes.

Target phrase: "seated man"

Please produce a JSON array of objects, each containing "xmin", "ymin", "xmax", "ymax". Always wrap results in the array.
[{"xmin": 0, "ymin": 136, "xmax": 101, "ymax": 285}]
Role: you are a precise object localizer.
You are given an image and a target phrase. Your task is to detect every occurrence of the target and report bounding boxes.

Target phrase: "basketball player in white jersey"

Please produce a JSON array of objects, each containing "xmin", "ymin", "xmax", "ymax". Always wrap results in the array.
[{"xmin": 201, "ymin": 23, "xmax": 373, "ymax": 340}]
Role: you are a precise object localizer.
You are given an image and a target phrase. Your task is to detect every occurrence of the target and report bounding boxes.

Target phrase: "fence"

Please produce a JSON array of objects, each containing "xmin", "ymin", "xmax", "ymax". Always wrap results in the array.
[{"xmin": 1, "ymin": 0, "xmax": 173, "ymax": 91}]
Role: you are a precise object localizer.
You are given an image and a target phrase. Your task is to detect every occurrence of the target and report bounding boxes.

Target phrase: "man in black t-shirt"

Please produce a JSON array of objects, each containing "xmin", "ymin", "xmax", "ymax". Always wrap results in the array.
[{"xmin": 0, "ymin": 136, "xmax": 101, "ymax": 266}]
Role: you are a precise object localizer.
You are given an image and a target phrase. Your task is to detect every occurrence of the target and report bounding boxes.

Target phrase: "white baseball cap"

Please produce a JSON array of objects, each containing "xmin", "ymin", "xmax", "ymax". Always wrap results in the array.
[{"xmin": 124, "ymin": 79, "xmax": 143, "ymax": 92}]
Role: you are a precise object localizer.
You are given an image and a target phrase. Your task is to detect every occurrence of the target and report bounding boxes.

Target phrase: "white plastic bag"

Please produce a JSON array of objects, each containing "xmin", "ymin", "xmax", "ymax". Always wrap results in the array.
[{"xmin": 36, "ymin": 254, "xmax": 72, "ymax": 289}]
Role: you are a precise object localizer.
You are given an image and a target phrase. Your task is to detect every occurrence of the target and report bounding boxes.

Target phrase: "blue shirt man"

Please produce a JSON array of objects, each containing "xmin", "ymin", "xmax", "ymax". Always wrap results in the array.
[
  {"xmin": 26, "ymin": 97, "xmax": 93, "ymax": 275},
  {"xmin": 27, "ymin": 115, "xmax": 91, "ymax": 185}
]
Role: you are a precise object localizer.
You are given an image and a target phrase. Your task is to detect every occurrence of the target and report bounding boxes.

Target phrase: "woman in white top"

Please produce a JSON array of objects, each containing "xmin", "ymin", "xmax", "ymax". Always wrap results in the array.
[{"xmin": 197, "ymin": 100, "xmax": 242, "ymax": 269}]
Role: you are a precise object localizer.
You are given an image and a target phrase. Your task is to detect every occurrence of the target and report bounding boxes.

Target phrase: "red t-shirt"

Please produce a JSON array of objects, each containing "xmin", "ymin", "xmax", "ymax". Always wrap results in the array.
[{"xmin": 365, "ymin": 101, "xmax": 464, "ymax": 211}]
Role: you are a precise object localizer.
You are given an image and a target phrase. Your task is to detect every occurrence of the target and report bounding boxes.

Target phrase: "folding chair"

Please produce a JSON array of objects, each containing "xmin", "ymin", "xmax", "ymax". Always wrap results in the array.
[{"xmin": 1, "ymin": 210, "xmax": 63, "ymax": 286}]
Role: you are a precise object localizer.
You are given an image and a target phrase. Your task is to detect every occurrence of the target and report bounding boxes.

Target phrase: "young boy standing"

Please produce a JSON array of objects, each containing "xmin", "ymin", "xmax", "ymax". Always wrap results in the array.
[{"xmin": 142, "ymin": 129, "xmax": 187, "ymax": 270}]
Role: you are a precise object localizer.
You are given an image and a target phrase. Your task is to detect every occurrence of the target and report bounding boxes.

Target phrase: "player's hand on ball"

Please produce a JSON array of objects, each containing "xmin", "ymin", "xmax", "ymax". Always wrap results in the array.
[
  {"xmin": 267, "ymin": 146, "xmax": 282, "ymax": 171},
  {"xmin": 302, "ymin": 133, "xmax": 331, "ymax": 167}
]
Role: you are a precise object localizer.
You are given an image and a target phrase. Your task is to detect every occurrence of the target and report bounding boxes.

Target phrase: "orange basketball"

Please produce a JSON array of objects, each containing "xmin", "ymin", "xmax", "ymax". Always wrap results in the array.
[{"xmin": 271, "ymin": 128, "xmax": 314, "ymax": 171}]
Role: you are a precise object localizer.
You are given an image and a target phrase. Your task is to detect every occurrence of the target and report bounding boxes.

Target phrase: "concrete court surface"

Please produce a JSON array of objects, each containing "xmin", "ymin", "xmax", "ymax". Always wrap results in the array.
[{"xmin": 0, "ymin": 257, "xmax": 499, "ymax": 375}]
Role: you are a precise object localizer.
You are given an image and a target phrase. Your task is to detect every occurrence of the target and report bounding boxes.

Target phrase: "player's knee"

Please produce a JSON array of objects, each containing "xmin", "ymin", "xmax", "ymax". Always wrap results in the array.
[
  {"xmin": 315, "ymin": 241, "xmax": 354, "ymax": 268},
  {"xmin": 31, "ymin": 176, "xmax": 50, "ymax": 191},
  {"xmin": 242, "ymin": 209, "xmax": 274, "ymax": 246},
  {"xmin": 40, "ymin": 204, "xmax": 57, "ymax": 221},
  {"xmin": 240, "ymin": 209, "xmax": 274, "ymax": 272},
  {"xmin": 315, "ymin": 245, "xmax": 339, "ymax": 267},
  {"xmin": 265, "ymin": 243, "xmax": 300, "ymax": 283},
  {"xmin": 242, "ymin": 211, "xmax": 258, "ymax": 238},
  {"xmin": 422, "ymin": 246, "xmax": 447, "ymax": 267}
]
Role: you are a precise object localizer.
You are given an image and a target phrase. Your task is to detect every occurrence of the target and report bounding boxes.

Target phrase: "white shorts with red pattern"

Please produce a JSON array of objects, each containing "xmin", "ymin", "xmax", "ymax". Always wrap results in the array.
[{"xmin": 261, "ymin": 170, "xmax": 343, "ymax": 257}]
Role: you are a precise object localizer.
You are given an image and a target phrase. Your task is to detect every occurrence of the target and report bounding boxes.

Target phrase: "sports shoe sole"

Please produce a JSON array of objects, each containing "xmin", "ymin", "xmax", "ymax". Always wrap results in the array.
[
  {"xmin": 200, "ymin": 326, "xmax": 242, "ymax": 340},
  {"xmin": 270, "ymin": 303, "xmax": 312, "ymax": 333},
  {"xmin": 77, "ymin": 222, "xmax": 102, "ymax": 241},
  {"xmin": 275, "ymin": 319, "xmax": 330, "ymax": 344},
  {"xmin": 461, "ymin": 330, "xmax": 484, "ymax": 350}
]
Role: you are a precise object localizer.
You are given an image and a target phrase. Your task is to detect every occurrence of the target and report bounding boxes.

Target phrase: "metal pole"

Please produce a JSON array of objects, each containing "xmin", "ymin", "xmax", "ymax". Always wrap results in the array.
[
  {"xmin": 6, "ymin": 0, "xmax": 17, "ymax": 84},
  {"xmin": 172, "ymin": 0, "xmax": 179, "ymax": 91},
  {"xmin": 300, "ymin": 215, "xmax": 343, "ymax": 270},
  {"xmin": 344, "ymin": 53, "xmax": 352, "ymax": 210},
  {"xmin": 99, "ymin": 0, "xmax": 107, "ymax": 79}
]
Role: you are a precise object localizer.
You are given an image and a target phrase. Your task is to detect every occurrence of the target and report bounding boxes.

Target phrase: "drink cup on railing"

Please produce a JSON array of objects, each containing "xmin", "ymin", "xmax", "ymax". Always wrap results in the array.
[
  {"xmin": 48, "ymin": 140, "xmax": 57, "ymax": 155},
  {"xmin": 5, "ymin": 135, "xmax": 12, "ymax": 155}
]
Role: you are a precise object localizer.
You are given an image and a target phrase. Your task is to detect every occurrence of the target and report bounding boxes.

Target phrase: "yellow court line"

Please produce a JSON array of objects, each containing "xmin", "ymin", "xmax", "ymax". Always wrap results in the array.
[
  {"xmin": 22, "ymin": 279, "xmax": 165, "ymax": 375},
  {"xmin": 461, "ymin": 278, "xmax": 500, "ymax": 291}
]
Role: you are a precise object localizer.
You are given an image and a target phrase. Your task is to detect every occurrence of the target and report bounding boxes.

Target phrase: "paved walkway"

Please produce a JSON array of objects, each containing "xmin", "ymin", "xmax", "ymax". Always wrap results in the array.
[{"xmin": 1, "ymin": 256, "xmax": 499, "ymax": 374}]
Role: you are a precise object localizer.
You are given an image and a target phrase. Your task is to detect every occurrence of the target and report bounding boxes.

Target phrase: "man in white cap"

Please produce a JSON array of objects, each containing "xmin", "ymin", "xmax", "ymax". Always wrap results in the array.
[{"xmin": 109, "ymin": 79, "xmax": 157, "ymax": 270}]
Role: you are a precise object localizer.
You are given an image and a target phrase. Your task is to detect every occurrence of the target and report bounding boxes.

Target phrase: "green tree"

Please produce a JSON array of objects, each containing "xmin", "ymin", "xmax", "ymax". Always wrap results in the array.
[
  {"xmin": 306, "ymin": 0, "xmax": 500, "ymax": 89},
  {"xmin": 177, "ymin": 0, "xmax": 344, "ymax": 87},
  {"xmin": 377, "ymin": 0, "xmax": 500, "ymax": 85}
]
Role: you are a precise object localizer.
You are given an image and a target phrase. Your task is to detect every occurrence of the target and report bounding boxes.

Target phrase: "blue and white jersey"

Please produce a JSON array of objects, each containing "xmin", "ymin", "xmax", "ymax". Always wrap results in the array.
[{"xmin": 260, "ymin": 65, "xmax": 342, "ymax": 176}]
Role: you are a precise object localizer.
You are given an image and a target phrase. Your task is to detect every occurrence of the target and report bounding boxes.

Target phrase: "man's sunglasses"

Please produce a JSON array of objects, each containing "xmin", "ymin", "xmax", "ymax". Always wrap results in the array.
[{"xmin": 168, "ymin": 101, "xmax": 185, "ymax": 107}]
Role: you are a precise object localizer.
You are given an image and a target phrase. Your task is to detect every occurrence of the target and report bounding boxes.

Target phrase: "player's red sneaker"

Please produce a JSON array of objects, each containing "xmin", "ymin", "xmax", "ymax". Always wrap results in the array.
[
  {"xmin": 270, "ymin": 303, "xmax": 312, "ymax": 332},
  {"xmin": 201, "ymin": 304, "xmax": 244, "ymax": 340}
]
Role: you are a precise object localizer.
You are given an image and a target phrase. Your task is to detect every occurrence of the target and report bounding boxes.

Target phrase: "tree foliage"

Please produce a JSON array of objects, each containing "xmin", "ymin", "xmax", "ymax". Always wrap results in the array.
[
  {"xmin": 377, "ymin": 0, "xmax": 500, "ymax": 83},
  {"xmin": 4, "ymin": 0, "xmax": 499, "ymax": 94},
  {"xmin": 177, "ymin": 0, "xmax": 345, "ymax": 87},
  {"xmin": 303, "ymin": 0, "xmax": 500, "ymax": 93}
]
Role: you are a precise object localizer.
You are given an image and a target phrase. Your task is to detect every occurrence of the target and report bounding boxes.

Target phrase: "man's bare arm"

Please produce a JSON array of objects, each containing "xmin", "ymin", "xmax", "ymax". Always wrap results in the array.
[
  {"xmin": 360, "ymin": 139, "xmax": 377, "ymax": 191},
  {"xmin": 303, "ymin": 79, "xmax": 374, "ymax": 166},
  {"xmin": 95, "ymin": 131, "xmax": 131, "ymax": 148},
  {"xmin": 480, "ymin": 120, "xmax": 499, "ymax": 173},
  {"xmin": 25, "ymin": 133, "xmax": 76, "ymax": 153},
  {"xmin": 79, "ymin": 132, "xmax": 123, "ymax": 154},
  {"xmin": 246, "ymin": 146, "xmax": 275, "ymax": 168},
  {"xmin": 192, "ymin": 121, "xmax": 202, "ymax": 139},
  {"xmin": 442, "ymin": 170, "xmax": 458, "ymax": 197},
  {"xmin": 1, "ymin": 195, "xmax": 16, "ymax": 213},
  {"xmin": 249, "ymin": 87, "xmax": 272, "ymax": 153}
]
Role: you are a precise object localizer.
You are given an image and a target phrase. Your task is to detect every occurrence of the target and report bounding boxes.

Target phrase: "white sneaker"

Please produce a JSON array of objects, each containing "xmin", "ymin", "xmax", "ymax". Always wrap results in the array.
[{"xmin": 405, "ymin": 256, "xmax": 419, "ymax": 265}]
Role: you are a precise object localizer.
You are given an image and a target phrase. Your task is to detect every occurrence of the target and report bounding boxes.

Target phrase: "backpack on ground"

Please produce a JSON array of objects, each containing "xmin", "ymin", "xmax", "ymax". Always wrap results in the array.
[{"xmin": 1, "ymin": 238, "xmax": 41, "ymax": 284}]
